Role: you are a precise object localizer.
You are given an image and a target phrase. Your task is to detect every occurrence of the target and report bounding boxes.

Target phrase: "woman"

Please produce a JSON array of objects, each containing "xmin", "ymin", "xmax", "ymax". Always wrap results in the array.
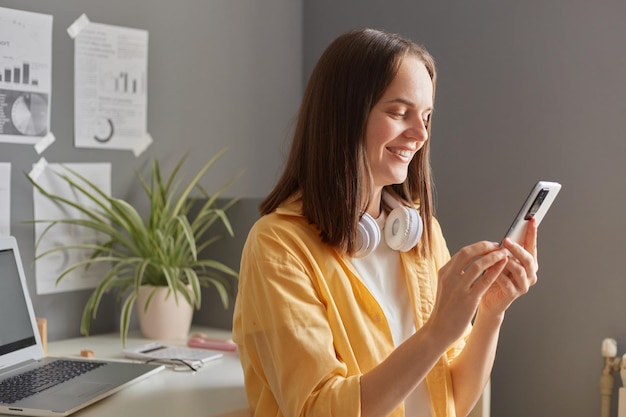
[{"xmin": 233, "ymin": 28, "xmax": 538, "ymax": 417}]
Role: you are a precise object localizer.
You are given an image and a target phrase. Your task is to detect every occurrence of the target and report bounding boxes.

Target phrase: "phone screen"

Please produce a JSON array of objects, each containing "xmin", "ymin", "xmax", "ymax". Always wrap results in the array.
[
  {"xmin": 503, "ymin": 181, "xmax": 561, "ymax": 244},
  {"xmin": 524, "ymin": 188, "xmax": 550, "ymax": 220}
]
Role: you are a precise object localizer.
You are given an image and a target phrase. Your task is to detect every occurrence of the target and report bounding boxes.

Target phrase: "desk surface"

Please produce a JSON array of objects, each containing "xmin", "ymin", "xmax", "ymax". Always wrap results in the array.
[{"xmin": 44, "ymin": 327, "xmax": 247, "ymax": 417}]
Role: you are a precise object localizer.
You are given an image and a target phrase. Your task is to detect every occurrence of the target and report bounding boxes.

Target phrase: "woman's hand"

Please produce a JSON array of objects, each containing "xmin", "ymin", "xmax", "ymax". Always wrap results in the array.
[
  {"xmin": 479, "ymin": 217, "xmax": 539, "ymax": 316},
  {"xmin": 427, "ymin": 240, "xmax": 509, "ymax": 345}
]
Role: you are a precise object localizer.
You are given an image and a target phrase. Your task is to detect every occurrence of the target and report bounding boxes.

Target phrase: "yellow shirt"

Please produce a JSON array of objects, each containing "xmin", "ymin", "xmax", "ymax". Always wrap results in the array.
[{"xmin": 233, "ymin": 197, "xmax": 467, "ymax": 417}]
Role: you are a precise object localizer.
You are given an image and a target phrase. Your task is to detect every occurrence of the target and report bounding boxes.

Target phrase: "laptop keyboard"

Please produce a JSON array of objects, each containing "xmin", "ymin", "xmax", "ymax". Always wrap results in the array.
[{"xmin": 0, "ymin": 359, "xmax": 107, "ymax": 404}]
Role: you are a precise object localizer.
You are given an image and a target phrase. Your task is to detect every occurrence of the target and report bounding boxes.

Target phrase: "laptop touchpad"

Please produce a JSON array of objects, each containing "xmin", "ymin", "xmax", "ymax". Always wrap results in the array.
[{"xmin": 49, "ymin": 381, "xmax": 114, "ymax": 398}]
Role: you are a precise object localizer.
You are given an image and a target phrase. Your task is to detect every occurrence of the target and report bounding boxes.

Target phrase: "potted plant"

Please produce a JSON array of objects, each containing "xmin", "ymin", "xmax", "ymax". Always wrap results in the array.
[{"xmin": 28, "ymin": 148, "xmax": 239, "ymax": 346}]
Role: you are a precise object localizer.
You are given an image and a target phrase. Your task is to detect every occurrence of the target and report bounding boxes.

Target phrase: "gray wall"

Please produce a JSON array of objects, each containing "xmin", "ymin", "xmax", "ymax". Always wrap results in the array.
[
  {"xmin": 304, "ymin": 1, "xmax": 626, "ymax": 416},
  {"xmin": 0, "ymin": 0, "xmax": 301, "ymax": 339}
]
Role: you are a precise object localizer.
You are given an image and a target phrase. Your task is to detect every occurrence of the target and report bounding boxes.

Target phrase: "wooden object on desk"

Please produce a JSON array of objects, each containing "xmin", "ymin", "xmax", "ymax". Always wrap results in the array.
[
  {"xmin": 619, "ymin": 388, "xmax": 626, "ymax": 417},
  {"xmin": 36, "ymin": 317, "xmax": 47, "ymax": 355}
]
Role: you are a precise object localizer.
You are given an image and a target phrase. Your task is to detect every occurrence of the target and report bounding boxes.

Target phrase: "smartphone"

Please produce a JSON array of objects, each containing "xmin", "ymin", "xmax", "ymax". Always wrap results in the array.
[{"xmin": 502, "ymin": 181, "xmax": 561, "ymax": 245}]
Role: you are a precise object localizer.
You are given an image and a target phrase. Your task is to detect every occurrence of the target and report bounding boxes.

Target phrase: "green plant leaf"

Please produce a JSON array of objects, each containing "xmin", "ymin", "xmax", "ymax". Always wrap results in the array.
[
  {"xmin": 26, "ymin": 149, "xmax": 240, "ymax": 345},
  {"xmin": 120, "ymin": 291, "xmax": 137, "ymax": 347}
]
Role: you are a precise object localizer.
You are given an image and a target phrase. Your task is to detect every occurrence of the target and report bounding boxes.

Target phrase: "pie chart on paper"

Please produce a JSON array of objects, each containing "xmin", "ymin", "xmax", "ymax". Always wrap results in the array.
[{"xmin": 11, "ymin": 93, "xmax": 48, "ymax": 136}]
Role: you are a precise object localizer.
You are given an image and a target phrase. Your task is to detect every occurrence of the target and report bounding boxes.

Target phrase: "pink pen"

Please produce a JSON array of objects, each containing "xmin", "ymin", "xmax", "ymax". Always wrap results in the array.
[{"xmin": 188, "ymin": 334, "xmax": 238, "ymax": 352}]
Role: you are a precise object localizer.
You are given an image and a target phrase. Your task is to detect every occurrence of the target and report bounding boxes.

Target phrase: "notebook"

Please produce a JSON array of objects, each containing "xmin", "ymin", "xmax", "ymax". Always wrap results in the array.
[
  {"xmin": 122, "ymin": 342, "xmax": 223, "ymax": 368},
  {"xmin": 0, "ymin": 236, "xmax": 164, "ymax": 416}
]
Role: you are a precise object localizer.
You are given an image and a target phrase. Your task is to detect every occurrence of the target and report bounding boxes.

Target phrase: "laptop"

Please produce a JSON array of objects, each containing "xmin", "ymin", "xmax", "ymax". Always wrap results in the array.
[{"xmin": 0, "ymin": 236, "xmax": 164, "ymax": 416}]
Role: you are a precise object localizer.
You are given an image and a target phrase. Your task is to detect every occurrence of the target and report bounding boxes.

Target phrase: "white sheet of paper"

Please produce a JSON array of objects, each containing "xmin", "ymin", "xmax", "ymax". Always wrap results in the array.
[
  {"xmin": 73, "ymin": 19, "xmax": 150, "ymax": 155},
  {"xmin": 33, "ymin": 162, "xmax": 112, "ymax": 294},
  {"xmin": 0, "ymin": 7, "xmax": 53, "ymax": 144},
  {"xmin": 0, "ymin": 162, "xmax": 10, "ymax": 236}
]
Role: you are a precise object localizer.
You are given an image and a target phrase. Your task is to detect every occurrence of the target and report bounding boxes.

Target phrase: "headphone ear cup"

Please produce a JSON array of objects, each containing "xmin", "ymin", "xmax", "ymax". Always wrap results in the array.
[
  {"xmin": 355, "ymin": 213, "xmax": 381, "ymax": 258},
  {"xmin": 384, "ymin": 206, "xmax": 423, "ymax": 252}
]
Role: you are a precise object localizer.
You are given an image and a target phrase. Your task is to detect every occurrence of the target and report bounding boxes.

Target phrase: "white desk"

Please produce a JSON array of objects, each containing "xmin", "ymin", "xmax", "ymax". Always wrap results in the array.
[
  {"xmin": 44, "ymin": 327, "xmax": 247, "ymax": 417},
  {"xmin": 12, "ymin": 328, "xmax": 489, "ymax": 417}
]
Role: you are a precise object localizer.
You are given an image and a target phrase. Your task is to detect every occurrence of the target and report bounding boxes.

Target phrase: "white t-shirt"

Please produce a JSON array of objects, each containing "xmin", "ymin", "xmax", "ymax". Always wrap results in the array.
[{"xmin": 350, "ymin": 211, "xmax": 433, "ymax": 417}]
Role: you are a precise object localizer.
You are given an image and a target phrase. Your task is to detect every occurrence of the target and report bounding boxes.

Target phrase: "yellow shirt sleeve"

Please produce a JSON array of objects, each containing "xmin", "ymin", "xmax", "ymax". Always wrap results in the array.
[{"xmin": 233, "ymin": 213, "xmax": 363, "ymax": 417}]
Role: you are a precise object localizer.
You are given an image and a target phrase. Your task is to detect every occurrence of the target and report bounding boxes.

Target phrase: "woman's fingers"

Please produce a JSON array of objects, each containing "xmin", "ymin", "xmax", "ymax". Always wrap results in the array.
[
  {"xmin": 470, "ymin": 256, "xmax": 508, "ymax": 293},
  {"xmin": 502, "ymin": 237, "xmax": 538, "ymax": 279},
  {"xmin": 522, "ymin": 217, "xmax": 538, "ymax": 260},
  {"xmin": 462, "ymin": 248, "xmax": 508, "ymax": 280},
  {"xmin": 440, "ymin": 241, "xmax": 510, "ymax": 296},
  {"xmin": 431, "ymin": 242, "xmax": 509, "ymax": 340}
]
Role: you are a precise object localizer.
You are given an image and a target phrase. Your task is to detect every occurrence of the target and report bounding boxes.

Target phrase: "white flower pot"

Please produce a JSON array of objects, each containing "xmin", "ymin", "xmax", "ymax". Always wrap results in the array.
[{"xmin": 136, "ymin": 285, "xmax": 194, "ymax": 340}]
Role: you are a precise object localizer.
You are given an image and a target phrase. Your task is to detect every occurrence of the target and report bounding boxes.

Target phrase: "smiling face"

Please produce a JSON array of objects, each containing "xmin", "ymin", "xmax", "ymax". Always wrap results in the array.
[{"xmin": 365, "ymin": 55, "xmax": 434, "ymax": 192}]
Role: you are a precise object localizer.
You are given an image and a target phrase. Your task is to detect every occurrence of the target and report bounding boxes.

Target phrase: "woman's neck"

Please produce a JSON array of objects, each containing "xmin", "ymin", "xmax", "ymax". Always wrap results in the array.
[{"xmin": 364, "ymin": 188, "xmax": 384, "ymax": 218}]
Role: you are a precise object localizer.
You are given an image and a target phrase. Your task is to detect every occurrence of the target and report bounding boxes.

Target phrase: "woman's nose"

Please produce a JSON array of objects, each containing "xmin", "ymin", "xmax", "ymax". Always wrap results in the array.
[{"xmin": 405, "ymin": 117, "xmax": 428, "ymax": 141}]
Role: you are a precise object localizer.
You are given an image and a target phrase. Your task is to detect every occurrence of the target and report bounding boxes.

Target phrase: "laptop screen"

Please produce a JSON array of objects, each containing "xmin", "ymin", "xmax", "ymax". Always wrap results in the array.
[{"xmin": 0, "ymin": 248, "xmax": 37, "ymax": 355}]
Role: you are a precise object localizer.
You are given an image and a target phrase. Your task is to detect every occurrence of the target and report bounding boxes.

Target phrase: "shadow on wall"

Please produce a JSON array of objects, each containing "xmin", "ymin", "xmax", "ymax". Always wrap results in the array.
[{"xmin": 190, "ymin": 198, "xmax": 261, "ymax": 330}]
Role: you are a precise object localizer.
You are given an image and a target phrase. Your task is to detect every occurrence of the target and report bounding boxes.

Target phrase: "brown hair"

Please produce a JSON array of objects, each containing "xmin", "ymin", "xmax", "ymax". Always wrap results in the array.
[{"xmin": 261, "ymin": 28, "xmax": 437, "ymax": 256}]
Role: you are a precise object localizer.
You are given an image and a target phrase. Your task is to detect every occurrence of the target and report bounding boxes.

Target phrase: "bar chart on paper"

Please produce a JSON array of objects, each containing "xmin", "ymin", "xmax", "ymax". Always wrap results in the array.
[
  {"xmin": 0, "ymin": 61, "xmax": 41, "ymax": 86},
  {"xmin": 0, "ymin": 56, "xmax": 50, "ymax": 138},
  {"xmin": 0, "ymin": 60, "xmax": 49, "ymax": 137},
  {"xmin": 100, "ymin": 70, "xmax": 146, "ymax": 95}
]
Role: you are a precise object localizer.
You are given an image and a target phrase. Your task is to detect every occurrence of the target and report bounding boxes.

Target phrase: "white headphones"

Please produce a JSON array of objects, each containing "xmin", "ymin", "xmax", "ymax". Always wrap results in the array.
[{"xmin": 354, "ymin": 192, "xmax": 423, "ymax": 257}]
